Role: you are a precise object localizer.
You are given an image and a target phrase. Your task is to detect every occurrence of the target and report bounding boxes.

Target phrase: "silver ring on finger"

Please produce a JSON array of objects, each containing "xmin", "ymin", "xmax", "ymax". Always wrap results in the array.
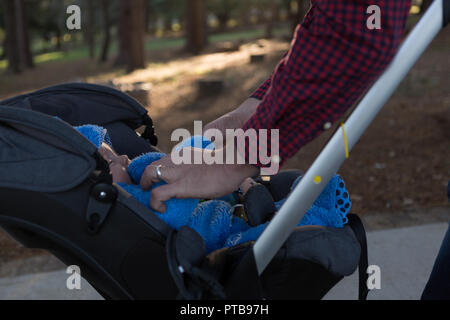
[{"xmin": 155, "ymin": 165, "xmax": 163, "ymax": 181}]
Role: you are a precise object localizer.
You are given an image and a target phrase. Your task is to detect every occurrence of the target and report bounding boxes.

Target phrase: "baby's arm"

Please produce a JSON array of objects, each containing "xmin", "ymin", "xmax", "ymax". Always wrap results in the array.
[{"xmin": 98, "ymin": 143, "xmax": 132, "ymax": 184}]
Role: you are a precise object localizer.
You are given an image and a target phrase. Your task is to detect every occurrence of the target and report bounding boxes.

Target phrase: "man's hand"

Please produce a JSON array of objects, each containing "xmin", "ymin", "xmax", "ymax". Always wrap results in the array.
[
  {"xmin": 139, "ymin": 97, "xmax": 261, "ymax": 212},
  {"xmin": 140, "ymin": 148, "xmax": 259, "ymax": 213}
]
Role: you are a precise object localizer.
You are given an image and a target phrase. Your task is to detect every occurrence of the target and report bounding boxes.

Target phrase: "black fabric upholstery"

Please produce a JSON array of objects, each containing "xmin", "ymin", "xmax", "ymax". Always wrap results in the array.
[
  {"xmin": 0, "ymin": 106, "xmax": 96, "ymax": 192},
  {"xmin": 243, "ymin": 184, "xmax": 276, "ymax": 226}
]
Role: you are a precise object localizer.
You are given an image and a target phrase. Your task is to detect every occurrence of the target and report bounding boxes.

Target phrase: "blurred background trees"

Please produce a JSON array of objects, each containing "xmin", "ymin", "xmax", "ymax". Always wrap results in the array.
[
  {"xmin": 115, "ymin": 0, "xmax": 146, "ymax": 71},
  {"xmin": 186, "ymin": 0, "xmax": 207, "ymax": 54},
  {"xmin": 0, "ymin": 0, "xmax": 426, "ymax": 74},
  {"xmin": 2, "ymin": 0, "xmax": 34, "ymax": 73}
]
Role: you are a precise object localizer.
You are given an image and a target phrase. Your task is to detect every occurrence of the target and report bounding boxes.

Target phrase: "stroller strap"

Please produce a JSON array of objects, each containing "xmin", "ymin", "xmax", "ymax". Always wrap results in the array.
[
  {"xmin": 166, "ymin": 226, "xmax": 226, "ymax": 299},
  {"xmin": 141, "ymin": 116, "xmax": 158, "ymax": 146},
  {"xmin": 347, "ymin": 214, "xmax": 369, "ymax": 300}
]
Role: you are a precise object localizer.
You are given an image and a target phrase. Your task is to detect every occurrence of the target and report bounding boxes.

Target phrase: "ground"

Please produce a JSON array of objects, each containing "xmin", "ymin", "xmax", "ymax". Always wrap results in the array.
[{"xmin": 0, "ymin": 26, "xmax": 449, "ymax": 264}]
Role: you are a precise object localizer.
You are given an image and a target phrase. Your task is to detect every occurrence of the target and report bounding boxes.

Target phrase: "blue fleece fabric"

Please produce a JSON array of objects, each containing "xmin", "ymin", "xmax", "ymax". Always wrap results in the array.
[
  {"xmin": 73, "ymin": 124, "xmax": 113, "ymax": 148},
  {"xmin": 75, "ymin": 125, "xmax": 351, "ymax": 254}
]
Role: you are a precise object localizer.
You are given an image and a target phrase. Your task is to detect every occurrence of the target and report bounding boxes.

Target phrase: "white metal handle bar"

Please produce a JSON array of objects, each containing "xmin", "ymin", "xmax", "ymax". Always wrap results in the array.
[{"xmin": 253, "ymin": 0, "xmax": 446, "ymax": 275}]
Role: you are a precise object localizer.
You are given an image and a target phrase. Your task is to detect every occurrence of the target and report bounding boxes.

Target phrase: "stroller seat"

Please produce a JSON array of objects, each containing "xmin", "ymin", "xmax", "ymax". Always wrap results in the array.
[{"xmin": 0, "ymin": 84, "xmax": 368, "ymax": 300}]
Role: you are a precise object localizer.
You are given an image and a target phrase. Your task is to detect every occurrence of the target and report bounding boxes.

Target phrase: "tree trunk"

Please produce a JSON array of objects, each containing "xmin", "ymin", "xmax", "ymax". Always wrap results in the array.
[
  {"xmin": 115, "ymin": 0, "xmax": 146, "ymax": 72},
  {"xmin": 292, "ymin": 0, "xmax": 310, "ymax": 32},
  {"xmin": 2, "ymin": 0, "xmax": 20, "ymax": 73},
  {"xmin": 14, "ymin": 0, "xmax": 33, "ymax": 68},
  {"xmin": 99, "ymin": 0, "xmax": 111, "ymax": 62},
  {"xmin": 265, "ymin": 0, "xmax": 279, "ymax": 39},
  {"xmin": 85, "ymin": 0, "xmax": 95, "ymax": 59},
  {"xmin": 217, "ymin": 13, "xmax": 229, "ymax": 31},
  {"xmin": 3, "ymin": 0, "xmax": 33, "ymax": 73},
  {"xmin": 55, "ymin": 27, "xmax": 62, "ymax": 51},
  {"xmin": 128, "ymin": 0, "xmax": 146, "ymax": 71},
  {"xmin": 164, "ymin": 16, "xmax": 172, "ymax": 32},
  {"xmin": 115, "ymin": 0, "xmax": 131, "ymax": 66},
  {"xmin": 185, "ymin": 0, "xmax": 207, "ymax": 55},
  {"xmin": 144, "ymin": 0, "xmax": 150, "ymax": 33}
]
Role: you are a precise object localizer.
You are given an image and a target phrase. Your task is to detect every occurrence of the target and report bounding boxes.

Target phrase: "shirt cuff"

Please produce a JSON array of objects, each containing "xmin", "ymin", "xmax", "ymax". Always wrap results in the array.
[{"xmin": 236, "ymin": 117, "xmax": 282, "ymax": 173}]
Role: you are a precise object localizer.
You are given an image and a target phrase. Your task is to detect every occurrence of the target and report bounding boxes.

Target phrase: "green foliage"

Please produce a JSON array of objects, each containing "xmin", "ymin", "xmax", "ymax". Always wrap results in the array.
[
  {"xmin": 147, "ymin": 0, "xmax": 186, "ymax": 32},
  {"xmin": 208, "ymin": 0, "xmax": 240, "ymax": 17}
]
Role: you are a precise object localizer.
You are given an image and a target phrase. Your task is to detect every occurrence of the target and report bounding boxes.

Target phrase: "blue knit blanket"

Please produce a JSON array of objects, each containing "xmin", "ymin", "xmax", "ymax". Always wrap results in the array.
[{"xmin": 76, "ymin": 125, "xmax": 351, "ymax": 253}]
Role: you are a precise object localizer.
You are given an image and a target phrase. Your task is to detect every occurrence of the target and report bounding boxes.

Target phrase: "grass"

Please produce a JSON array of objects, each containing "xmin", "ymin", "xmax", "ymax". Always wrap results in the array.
[{"xmin": 0, "ymin": 26, "xmax": 289, "ymax": 70}]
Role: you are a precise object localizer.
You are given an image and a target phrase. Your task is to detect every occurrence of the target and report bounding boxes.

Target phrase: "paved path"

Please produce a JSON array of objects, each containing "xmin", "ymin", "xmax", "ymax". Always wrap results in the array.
[
  {"xmin": 0, "ymin": 222, "xmax": 448, "ymax": 300},
  {"xmin": 324, "ymin": 223, "xmax": 448, "ymax": 300},
  {"xmin": 0, "ymin": 268, "xmax": 102, "ymax": 300}
]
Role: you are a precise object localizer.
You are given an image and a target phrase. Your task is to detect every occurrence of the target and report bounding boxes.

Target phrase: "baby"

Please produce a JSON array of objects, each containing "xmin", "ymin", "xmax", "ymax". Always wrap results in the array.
[{"xmin": 76, "ymin": 125, "xmax": 351, "ymax": 253}]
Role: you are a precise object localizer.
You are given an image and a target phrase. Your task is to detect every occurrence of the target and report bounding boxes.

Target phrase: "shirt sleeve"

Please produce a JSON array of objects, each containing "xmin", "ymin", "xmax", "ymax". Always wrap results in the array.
[
  {"xmin": 249, "ymin": 51, "xmax": 289, "ymax": 100},
  {"xmin": 239, "ymin": 0, "xmax": 411, "ymax": 169}
]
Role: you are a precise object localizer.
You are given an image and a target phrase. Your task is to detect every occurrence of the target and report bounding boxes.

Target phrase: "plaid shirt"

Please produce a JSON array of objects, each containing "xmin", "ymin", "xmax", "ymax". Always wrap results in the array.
[{"xmin": 240, "ymin": 0, "xmax": 411, "ymax": 169}]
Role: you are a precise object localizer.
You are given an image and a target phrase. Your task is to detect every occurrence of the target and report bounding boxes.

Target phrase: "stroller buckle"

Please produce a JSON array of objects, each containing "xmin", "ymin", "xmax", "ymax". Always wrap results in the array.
[
  {"xmin": 86, "ymin": 183, "xmax": 118, "ymax": 234},
  {"xmin": 91, "ymin": 183, "xmax": 118, "ymax": 203}
]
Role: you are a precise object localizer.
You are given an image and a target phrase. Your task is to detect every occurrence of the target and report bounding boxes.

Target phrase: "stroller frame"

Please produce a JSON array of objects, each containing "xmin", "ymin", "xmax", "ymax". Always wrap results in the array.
[{"xmin": 254, "ymin": 0, "xmax": 450, "ymax": 275}]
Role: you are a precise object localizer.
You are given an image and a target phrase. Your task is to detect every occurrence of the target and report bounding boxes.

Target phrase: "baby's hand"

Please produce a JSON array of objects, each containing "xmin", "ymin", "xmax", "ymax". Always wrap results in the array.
[
  {"xmin": 238, "ymin": 178, "xmax": 258, "ymax": 196},
  {"xmin": 109, "ymin": 157, "xmax": 132, "ymax": 184},
  {"xmin": 99, "ymin": 143, "xmax": 132, "ymax": 184}
]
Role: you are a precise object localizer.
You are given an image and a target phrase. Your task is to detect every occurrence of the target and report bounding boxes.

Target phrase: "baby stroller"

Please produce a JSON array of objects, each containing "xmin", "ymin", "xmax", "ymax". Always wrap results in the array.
[
  {"xmin": 0, "ymin": 0, "xmax": 448, "ymax": 300},
  {"xmin": 0, "ymin": 83, "xmax": 366, "ymax": 300}
]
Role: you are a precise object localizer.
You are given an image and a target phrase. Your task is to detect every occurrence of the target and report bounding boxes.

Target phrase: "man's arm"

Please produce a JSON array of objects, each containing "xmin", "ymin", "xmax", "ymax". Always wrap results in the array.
[{"xmin": 239, "ymin": 0, "xmax": 412, "ymax": 168}]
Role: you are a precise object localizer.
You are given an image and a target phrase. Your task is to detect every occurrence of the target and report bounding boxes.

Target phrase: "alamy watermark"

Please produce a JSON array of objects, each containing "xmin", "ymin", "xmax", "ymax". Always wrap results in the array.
[
  {"xmin": 66, "ymin": 5, "xmax": 81, "ymax": 30},
  {"xmin": 367, "ymin": 265, "xmax": 381, "ymax": 290},
  {"xmin": 66, "ymin": 265, "xmax": 81, "ymax": 290},
  {"xmin": 64, "ymin": 4, "xmax": 382, "ymax": 33},
  {"xmin": 171, "ymin": 121, "xmax": 280, "ymax": 175},
  {"xmin": 366, "ymin": 5, "xmax": 382, "ymax": 30}
]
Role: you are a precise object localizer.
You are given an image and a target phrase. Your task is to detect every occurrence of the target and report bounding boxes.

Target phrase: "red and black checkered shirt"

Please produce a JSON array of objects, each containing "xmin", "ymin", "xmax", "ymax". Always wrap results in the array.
[{"xmin": 239, "ymin": 0, "xmax": 411, "ymax": 169}]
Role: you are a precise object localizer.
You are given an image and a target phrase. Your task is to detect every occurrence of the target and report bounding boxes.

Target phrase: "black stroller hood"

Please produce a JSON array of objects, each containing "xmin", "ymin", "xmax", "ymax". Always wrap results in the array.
[
  {"xmin": 0, "ymin": 83, "xmax": 158, "ymax": 158},
  {"xmin": 1, "ymin": 82, "xmax": 148, "ymax": 127},
  {"xmin": 0, "ymin": 98, "xmax": 366, "ymax": 300},
  {"xmin": 0, "ymin": 106, "xmax": 97, "ymax": 192}
]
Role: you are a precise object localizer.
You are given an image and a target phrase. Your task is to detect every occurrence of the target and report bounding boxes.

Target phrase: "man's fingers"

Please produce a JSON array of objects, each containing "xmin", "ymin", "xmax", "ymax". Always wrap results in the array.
[
  {"xmin": 140, "ymin": 165, "xmax": 159, "ymax": 190},
  {"xmin": 140, "ymin": 164, "xmax": 184, "ymax": 190},
  {"xmin": 150, "ymin": 182, "xmax": 183, "ymax": 213},
  {"xmin": 151, "ymin": 156, "xmax": 175, "ymax": 168}
]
